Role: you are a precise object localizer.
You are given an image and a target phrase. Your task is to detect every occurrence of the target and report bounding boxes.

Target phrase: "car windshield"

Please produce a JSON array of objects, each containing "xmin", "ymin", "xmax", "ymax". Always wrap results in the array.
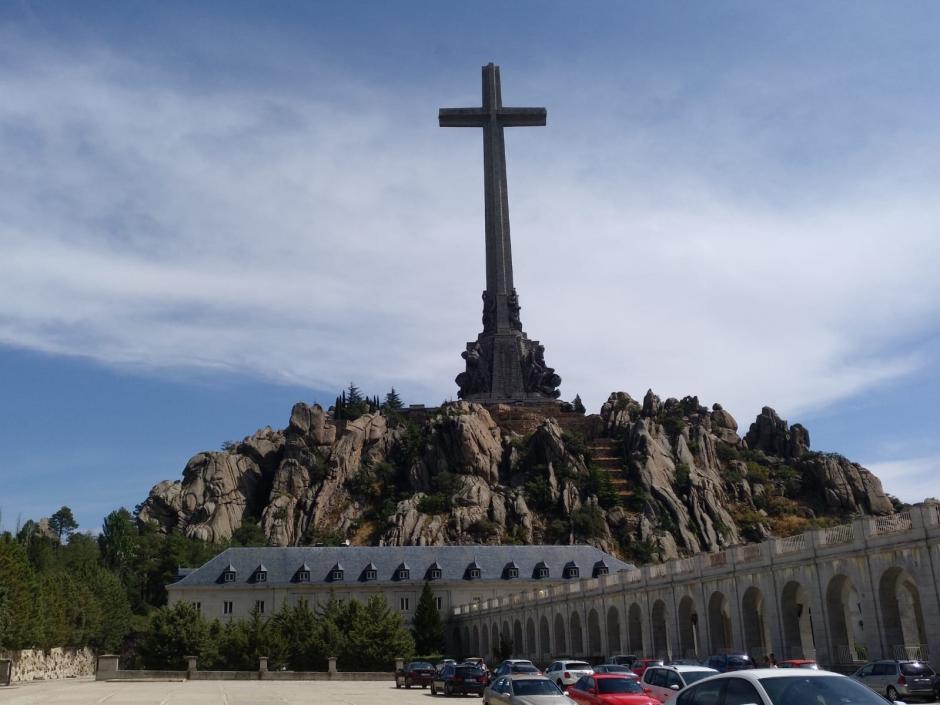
[
  {"xmin": 602, "ymin": 666, "xmax": 633, "ymax": 673},
  {"xmin": 682, "ymin": 671, "xmax": 717, "ymax": 685},
  {"xmin": 512, "ymin": 665, "xmax": 540, "ymax": 673},
  {"xmin": 760, "ymin": 675, "xmax": 894, "ymax": 705},
  {"xmin": 410, "ymin": 662, "xmax": 432, "ymax": 669},
  {"xmin": 514, "ymin": 680, "xmax": 562, "ymax": 696},
  {"xmin": 900, "ymin": 663, "xmax": 935, "ymax": 676},
  {"xmin": 598, "ymin": 678, "xmax": 645, "ymax": 694},
  {"xmin": 566, "ymin": 662, "xmax": 592, "ymax": 670},
  {"xmin": 728, "ymin": 657, "xmax": 752, "ymax": 666},
  {"xmin": 456, "ymin": 667, "xmax": 484, "ymax": 677}
]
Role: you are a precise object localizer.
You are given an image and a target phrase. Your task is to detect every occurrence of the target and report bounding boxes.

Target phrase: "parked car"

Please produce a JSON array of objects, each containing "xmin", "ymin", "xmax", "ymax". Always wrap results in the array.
[
  {"xmin": 484, "ymin": 674, "xmax": 576, "ymax": 705},
  {"xmin": 491, "ymin": 660, "xmax": 541, "ymax": 680},
  {"xmin": 436, "ymin": 658, "xmax": 457, "ymax": 672},
  {"xmin": 395, "ymin": 660, "xmax": 435, "ymax": 688},
  {"xmin": 463, "ymin": 657, "xmax": 489, "ymax": 671},
  {"xmin": 673, "ymin": 669, "xmax": 893, "ymax": 705},
  {"xmin": 777, "ymin": 659, "xmax": 818, "ymax": 670},
  {"xmin": 593, "ymin": 664, "xmax": 639, "ymax": 675},
  {"xmin": 567, "ymin": 673, "xmax": 662, "ymax": 705},
  {"xmin": 642, "ymin": 665, "xmax": 719, "ymax": 702},
  {"xmin": 703, "ymin": 654, "xmax": 755, "ymax": 672},
  {"xmin": 852, "ymin": 660, "xmax": 939, "ymax": 701},
  {"xmin": 431, "ymin": 664, "xmax": 489, "ymax": 696},
  {"xmin": 546, "ymin": 660, "xmax": 595, "ymax": 688},
  {"xmin": 632, "ymin": 659, "xmax": 665, "ymax": 677},
  {"xmin": 666, "ymin": 659, "xmax": 704, "ymax": 667},
  {"xmin": 606, "ymin": 655, "xmax": 640, "ymax": 667}
]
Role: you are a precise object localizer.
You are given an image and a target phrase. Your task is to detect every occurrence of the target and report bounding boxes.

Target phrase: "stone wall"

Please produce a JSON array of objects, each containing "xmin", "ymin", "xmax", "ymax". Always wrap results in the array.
[{"xmin": 0, "ymin": 647, "xmax": 95, "ymax": 683}]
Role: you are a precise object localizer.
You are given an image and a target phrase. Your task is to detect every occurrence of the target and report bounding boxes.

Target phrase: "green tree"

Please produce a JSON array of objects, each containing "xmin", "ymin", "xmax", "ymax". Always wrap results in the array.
[
  {"xmin": 0, "ymin": 534, "xmax": 42, "ymax": 648},
  {"xmin": 139, "ymin": 601, "xmax": 210, "ymax": 669},
  {"xmin": 494, "ymin": 632, "xmax": 514, "ymax": 661},
  {"xmin": 346, "ymin": 382, "xmax": 364, "ymax": 406},
  {"xmin": 271, "ymin": 598, "xmax": 326, "ymax": 670},
  {"xmin": 338, "ymin": 595, "xmax": 414, "ymax": 671},
  {"xmin": 48, "ymin": 506, "xmax": 79, "ymax": 544},
  {"xmin": 383, "ymin": 388, "xmax": 404, "ymax": 412},
  {"xmin": 99, "ymin": 508, "xmax": 137, "ymax": 571},
  {"xmin": 411, "ymin": 582, "xmax": 444, "ymax": 656},
  {"xmin": 231, "ymin": 519, "xmax": 268, "ymax": 547},
  {"xmin": 573, "ymin": 394, "xmax": 586, "ymax": 413}
]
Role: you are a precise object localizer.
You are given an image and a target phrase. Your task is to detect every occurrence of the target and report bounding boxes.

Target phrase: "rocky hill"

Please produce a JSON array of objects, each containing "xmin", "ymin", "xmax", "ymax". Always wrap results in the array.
[{"xmin": 137, "ymin": 391, "xmax": 894, "ymax": 562}]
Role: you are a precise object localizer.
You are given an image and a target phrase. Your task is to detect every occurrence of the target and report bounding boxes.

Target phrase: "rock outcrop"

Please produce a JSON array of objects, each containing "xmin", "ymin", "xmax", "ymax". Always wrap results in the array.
[{"xmin": 137, "ymin": 390, "xmax": 895, "ymax": 562}]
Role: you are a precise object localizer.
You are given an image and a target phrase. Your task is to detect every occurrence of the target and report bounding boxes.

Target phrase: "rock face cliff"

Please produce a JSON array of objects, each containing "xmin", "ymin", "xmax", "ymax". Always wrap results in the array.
[{"xmin": 137, "ymin": 391, "xmax": 894, "ymax": 562}]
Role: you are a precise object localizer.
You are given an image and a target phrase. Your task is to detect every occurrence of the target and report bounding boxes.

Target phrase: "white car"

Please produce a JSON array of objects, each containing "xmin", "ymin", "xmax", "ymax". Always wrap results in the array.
[
  {"xmin": 642, "ymin": 665, "xmax": 718, "ymax": 702},
  {"xmin": 545, "ymin": 660, "xmax": 594, "ymax": 688},
  {"xmin": 673, "ymin": 668, "xmax": 895, "ymax": 705}
]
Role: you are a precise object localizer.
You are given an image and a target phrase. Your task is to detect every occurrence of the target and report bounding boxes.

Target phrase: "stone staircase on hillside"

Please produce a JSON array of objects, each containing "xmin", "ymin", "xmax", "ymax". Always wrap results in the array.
[{"xmin": 587, "ymin": 437, "xmax": 633, "ymax": 503}]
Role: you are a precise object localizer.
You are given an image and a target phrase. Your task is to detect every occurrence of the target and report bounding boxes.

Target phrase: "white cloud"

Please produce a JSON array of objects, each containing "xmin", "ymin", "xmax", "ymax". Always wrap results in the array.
[
  {"xmin": 1, "ymin": 43, "xmax": 939, "ymax": 429},
  {"xmin": 865, "ymin": 456, "xmax": 940, "ymax": 505}
]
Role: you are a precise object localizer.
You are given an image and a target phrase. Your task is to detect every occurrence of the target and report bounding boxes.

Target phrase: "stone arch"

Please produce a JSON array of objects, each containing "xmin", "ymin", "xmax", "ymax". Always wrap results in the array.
[
  {"xmin": 514, "ymin": 619, "xmax": 524, "ymax": 655},
  {"xmin": 879, "ymin": 567, "xmax": 928, "ymax": 659},
  {"xmin": 780, "ymin": 581, "xmax": 815, "ymax": 660},
  {"xmin": 453, "ymin": 627, "xmax": 463, "ymax": 658},
  {"xmin": 540, "ymin": 615, "xmax": 551, "ymax": 659},
  {"xmin": 607, "ymin": 605, "xmax": 622, "ymax": 654},
  {"xmin": 708, "ymin": 591, "xmax": 733, "ymax": 653},
  {"xmin": 570, "ymin": 611, "xmax": 584, "ymax": 656},
  {"xmin": 554, "ymin": 613, "xmax": 567, "ymax": 655},
  {"xmin": 742, "ymin": 586, "xmax": 771, "ymax": 659},
  {"xmin": 677, "ymin": 595, "xmax": 700, "ymax": 658},
  {"xmin": 588, "ymin": 608, "xmax": 602, "ymax": 657},
  {"xmin": 501, "ymin": 620, "xmax": 511, "ymax": 654},
  {"xmin": 526, "ymin": 617, "xmax": 536, "ymax": 656},
  {"xmin": 628, "ymin": 603, "xmax": 643, "ymax": 653},
  {"xmin": 471, "ymin": 625, "xmax": 480, "ymax": 656},
  {"xmin": 652, "ymin": 599, "xmax": 669, "ymax": 659},
  {"xmin": 482, "ymin": 623, "xmax": 490, "ymax": 659},
  {"xmin": 826, "ymin": 574, "xmax": 866, "ymax": 663}
]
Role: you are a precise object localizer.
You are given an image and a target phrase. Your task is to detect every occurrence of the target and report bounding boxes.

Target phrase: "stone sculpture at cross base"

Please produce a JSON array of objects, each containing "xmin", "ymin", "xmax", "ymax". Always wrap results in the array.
[{"xmin": 441, "ymin": 63, "xmax": 562, "ymax": 402}]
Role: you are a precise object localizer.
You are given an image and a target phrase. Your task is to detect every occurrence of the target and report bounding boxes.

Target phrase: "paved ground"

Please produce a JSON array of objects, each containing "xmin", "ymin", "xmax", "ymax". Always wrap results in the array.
[{"xmin": 0, "ymin": 679, "xmax": 448, "ymax": 705}]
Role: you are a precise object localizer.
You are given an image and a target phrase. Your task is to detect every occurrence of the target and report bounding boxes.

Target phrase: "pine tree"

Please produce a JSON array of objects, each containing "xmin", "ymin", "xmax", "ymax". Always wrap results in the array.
[
  {"xmin": 48, "ymin": 506, "xmax": 78, "ymax": 544},
  {"xmin": 383, "ymin": 388, "xmax": 404, "ymax": 412},
  {"xmin": 346, "ymin": 383, "xmax": 363, "ymax": 405},
  {"xmin": 411, "ymin": 581, "xmax": 444, "ymax": 656},
  {"xmin": 573, "ymin": 394, "xmax": 586, "ymax": 414}
]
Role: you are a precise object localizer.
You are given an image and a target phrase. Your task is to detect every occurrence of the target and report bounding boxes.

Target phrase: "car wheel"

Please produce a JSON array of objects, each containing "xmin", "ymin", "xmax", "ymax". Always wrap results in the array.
[
  {"xmin": 887, "ymin": 686, "xmax": 899, "ymax": 701},
  {"xmin": 557, "ymin": 680, "xmax": 565, "ymax": 689},
  {"xmin": 445, "ymin": 682, "xmax": 453, "ymax": 697},
  {"xmin": 396, "ymin": 678, "xmax": 401, "ymax": 689},
  {"xmin": 431, "ymin": 683, "xmax": 437, "ymax": 696}
]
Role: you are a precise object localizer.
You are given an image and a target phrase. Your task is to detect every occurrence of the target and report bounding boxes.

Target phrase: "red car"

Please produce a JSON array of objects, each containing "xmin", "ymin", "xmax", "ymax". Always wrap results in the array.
[
  {"xmin": 632, "ymin": 659, "xmax": 664, "ymax": 677},
  {"xmin": 568, "ymin": 674, "xmax": 662, "ymax": 705},
  {"xmin": 778, "ymin": 659, "xmax": 819, "ymax": 670}
]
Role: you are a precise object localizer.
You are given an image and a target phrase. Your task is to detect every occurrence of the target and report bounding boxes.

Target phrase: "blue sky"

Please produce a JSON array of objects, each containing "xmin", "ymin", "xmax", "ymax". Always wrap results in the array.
[{"xmin": 1, "ymin": 1, "xmax": 939, "ymax": 531}]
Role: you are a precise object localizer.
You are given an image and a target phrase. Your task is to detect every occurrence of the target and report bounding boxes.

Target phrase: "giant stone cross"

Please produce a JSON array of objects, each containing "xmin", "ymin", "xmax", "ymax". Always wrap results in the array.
[{"xmin": 440, "ymin": 63, "xmax": 561, "ymax": 402}]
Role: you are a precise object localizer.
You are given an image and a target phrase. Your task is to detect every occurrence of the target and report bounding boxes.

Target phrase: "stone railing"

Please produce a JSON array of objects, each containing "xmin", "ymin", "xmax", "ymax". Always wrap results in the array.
[
  {"xmin": 706, "ymin": 551, "xmax": 728, "ymax": 568},
  {"xmin": 821, "ymin": 523, "xmax": 855, "ymax": 546},
  {"xmin": 871, "ymin": 512, "xmax": 913, "ymax": 536},
  {"xmin": 892, "ymin": 644, "xmax": 930, "ymax": 661},
  {"xmin": 0, "ymin": 647, "xmax": 94, "ymax": 684},
  {"xmin": 775, "ymin": 533, "xmax": 807, "ymax": 555},
  {"xmin": 96, "ymin": 655, "xmax": 393, "ymax": 682},
  {"xmin": 737, "ymin": 543, "xmax": 762, "ymax": 563}
]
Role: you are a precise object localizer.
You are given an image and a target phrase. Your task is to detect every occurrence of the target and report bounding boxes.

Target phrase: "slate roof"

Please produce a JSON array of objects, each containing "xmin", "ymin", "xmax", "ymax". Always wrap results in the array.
[{"xmin": 171, "ymin": 545, "xmax": 633, "ymax": 587}]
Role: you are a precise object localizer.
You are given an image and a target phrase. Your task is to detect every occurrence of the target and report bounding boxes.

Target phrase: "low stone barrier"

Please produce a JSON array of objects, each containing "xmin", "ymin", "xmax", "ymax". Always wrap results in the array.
[
  {"xmin": 96, "ymin": 654, "xmax": 395, "ymax": 682},
  {"xmin": 0, "ymin": 647, "xmax": 95, "ymax": 684}
]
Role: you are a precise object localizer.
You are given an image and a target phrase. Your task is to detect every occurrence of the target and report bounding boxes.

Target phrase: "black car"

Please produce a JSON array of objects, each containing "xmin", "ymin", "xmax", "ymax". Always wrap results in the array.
[
  {"xmin": 432, "ymin": 664, "xmax": 489, "ymax": 696},
  {"xmin": 704, "ymin": 654, "xmax": 755, "ymax": 672},
  {"xmin": 395, "ymin": 660, "xmax": 436, "ymax": 688}
]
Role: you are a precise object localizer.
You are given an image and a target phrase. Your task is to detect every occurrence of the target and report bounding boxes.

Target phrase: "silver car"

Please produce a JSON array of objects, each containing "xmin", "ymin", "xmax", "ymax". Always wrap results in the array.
[
  {"xmin": 674, "ymin": 669, "xmax": 898, "ymax": 705},
  {"xmin": 852, "ymin": 660, "xmax": 939, "ymax": 701},
  {"xmin": 485, "ymin": 674, "xmax": 576, "ymax": 705}
]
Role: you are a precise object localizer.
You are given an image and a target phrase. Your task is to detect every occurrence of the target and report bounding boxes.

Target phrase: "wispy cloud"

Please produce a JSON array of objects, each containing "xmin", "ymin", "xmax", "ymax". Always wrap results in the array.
[
  {"xmin": 1, "ymin": 39, "xmax": 939, "ymax": 431},
  {"xmin": 865, "ymin": 456, "xmax": 940, "ymax": 504}
]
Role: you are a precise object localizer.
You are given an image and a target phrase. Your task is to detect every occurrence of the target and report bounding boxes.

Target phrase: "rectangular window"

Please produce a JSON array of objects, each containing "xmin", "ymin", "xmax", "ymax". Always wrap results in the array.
[
  {"xmin": 223, "ymin": 601, "xmax": 233, "ymax": 615},
  {"xmin": 400, "ymin": 597, "xmax": 410, "ymax": 611},
  {"xmin": 435, "ymin": 597, "xmax": 443, "ymax": 610},
  {"xmin": 256, "ymin": 600, "xmax": 265, "ymax": 614},
  {"xmin": 193, "ymin": 601, "xmax": 201, "ymax": 613}
]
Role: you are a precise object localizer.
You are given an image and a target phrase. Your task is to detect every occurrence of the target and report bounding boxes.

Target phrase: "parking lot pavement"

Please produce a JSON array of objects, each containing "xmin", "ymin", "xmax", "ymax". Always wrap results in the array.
[{"xmin": 0, "ymin": 679, "xmax": 453, "ymax": 705}]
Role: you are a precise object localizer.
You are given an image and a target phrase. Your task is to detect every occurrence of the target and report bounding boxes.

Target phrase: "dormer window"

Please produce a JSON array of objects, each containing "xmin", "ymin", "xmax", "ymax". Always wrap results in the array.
[
  {"xmin": 563, "ymin": 561, "xmax": 580, "ymax": 579},
  {"xmin": 534, "ymin": 561, "xmax": 550, "ymax": 579},
  {"xmin": 329, "ymin": 564, "xmax": 344, "ymax": 582},
  {"xmin": 223, "ymin": 570, "xmax": 236, "ymax": 583},
  {"xmin": 253, "ymin": 563, "xmax": 268, "ymax": 583},
  {"xmin": 593, "ymin": 560, "xmax": 609, "ymax": 577},
  {"xmin": 429, "ymin": 568, "xmax": 442, "ymax": 580},
  {"xmin": 365, "ymin": 569, "xmax": 377, "ymax": 580},
  {"xmin": 469, "ymin": 568, "xmax": 481, "ymax": 579},
  {"xmin": 507, "ymin": 567, "xmax": 519, "ymax": 579},
  {"xmin": 396, "ymin": 563, "xmax": 410, "ymax": 581},
  {"xmin": 297, "ymin": 570, "xmax": 310, "ymax": 582},
  {"xmin": 465, "ymin": 560, "xmax": 482, "ymax": 580},
  {"xmin": 362, "ymin": 563, "xmax": 378, "ymax": 581}
]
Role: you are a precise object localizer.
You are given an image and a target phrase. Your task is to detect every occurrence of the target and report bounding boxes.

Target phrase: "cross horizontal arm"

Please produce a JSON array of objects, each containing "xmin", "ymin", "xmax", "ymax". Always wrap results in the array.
[
  {"xmin": 496, "ymin": 107, "xmax": 547, "ymax": 127},
  {"xmin": 439, "ymin": 108, "xmax": 487, "ymax": 127}
]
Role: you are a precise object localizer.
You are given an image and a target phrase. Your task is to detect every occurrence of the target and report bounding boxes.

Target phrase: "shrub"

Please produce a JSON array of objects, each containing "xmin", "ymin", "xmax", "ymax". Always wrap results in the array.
[
  {"xmin": 417, "ymin": 494, "xmax": 450, "ymax": 514},
  {"xmin": 572, "ymin": 506, "xmax": 606, "ymax": 540},
  {"xmin": 674, "ymin": 463, "xmax": 692, "ymax": 494}
]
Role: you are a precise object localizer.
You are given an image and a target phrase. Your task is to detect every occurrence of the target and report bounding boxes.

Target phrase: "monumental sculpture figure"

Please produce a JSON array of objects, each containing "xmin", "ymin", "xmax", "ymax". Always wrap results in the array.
[{"xmin": 440, "ymin": 63, "xmax": 561, "ymax": 401}]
